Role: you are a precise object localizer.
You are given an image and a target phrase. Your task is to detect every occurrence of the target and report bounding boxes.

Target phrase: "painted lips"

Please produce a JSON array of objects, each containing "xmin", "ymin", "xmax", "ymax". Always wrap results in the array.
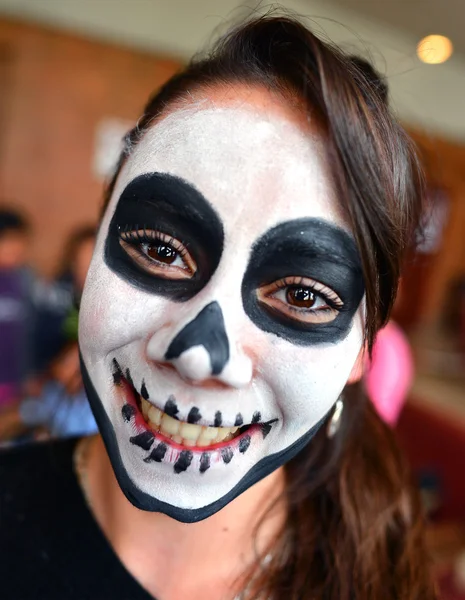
[
  {"xmin": 112, "ymin": 359, "xmax": 277, "ymax": 474},
  {"xmin": 139, "ymin": 397, "xmax": 244, "ymax": 448}
]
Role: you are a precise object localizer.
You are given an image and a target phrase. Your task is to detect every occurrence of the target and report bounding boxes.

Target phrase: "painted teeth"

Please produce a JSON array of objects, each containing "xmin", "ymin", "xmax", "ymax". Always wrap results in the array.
[{"xmin": 140, "ymin": 397, "xmax": 240, "ymax": 447}]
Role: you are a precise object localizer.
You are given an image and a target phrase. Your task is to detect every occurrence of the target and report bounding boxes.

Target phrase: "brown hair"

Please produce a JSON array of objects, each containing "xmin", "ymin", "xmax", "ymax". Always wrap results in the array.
[{"xmin": 103, "ymin": 15, "xmax": 436, "ymax": 600}]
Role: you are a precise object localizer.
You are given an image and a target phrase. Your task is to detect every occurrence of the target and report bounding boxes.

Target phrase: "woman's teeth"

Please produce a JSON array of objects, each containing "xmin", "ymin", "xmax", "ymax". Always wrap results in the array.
[{"xmin": 140, "ymin": 397, "xmax": 240, "ymax": 447}]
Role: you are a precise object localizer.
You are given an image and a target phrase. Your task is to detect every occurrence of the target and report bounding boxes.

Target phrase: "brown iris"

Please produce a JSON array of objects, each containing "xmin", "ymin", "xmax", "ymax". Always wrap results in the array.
[
  {"xmin": 286, "ymin": 286, "xmax": 316, "ymax": 308},
  {"xmin": 147, "ymin": 244, "xmax": 178, "ymax": 264}
]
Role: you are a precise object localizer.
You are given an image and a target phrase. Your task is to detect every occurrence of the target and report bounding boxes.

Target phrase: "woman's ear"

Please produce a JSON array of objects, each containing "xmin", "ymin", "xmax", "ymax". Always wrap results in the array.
[{"xmin": 347, "ymin": 346, "xmax": 367, "ymax": 384}]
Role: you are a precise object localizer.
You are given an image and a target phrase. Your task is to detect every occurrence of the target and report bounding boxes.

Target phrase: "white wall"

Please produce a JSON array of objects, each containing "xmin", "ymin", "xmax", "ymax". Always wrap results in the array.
[{"xmin": 0, "ymin": 0, "xmax": 464, "ymax": 142}]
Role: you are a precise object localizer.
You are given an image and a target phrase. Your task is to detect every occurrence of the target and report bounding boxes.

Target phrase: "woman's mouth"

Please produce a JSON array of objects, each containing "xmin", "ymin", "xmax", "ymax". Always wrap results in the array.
[
  {"xmin": 110, "ymin": 358, "xmax": 278, "ymax": 474},
  {"xmin": 139, "ymin": 397, "xmax": 245, "ymax": 448},
  {"xmin": 112, "ymin": 358, "xmax": 269, "ymax": 449}
]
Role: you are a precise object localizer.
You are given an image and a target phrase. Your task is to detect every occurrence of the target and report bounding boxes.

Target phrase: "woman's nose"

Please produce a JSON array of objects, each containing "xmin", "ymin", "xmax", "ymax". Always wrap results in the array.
[{"xmin": 146, "ymin": 301, "xmax": 253, "ymax": 388}]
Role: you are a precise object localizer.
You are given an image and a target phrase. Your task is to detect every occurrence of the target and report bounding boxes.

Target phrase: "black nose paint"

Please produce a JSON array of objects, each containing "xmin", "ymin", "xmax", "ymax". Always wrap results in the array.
[{"xmin": 165, "ymin": 301, "xmax": 230, "ymax": 376}]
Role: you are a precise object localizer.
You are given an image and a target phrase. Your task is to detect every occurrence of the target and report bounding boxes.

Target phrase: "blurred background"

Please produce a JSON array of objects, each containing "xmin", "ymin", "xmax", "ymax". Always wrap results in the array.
[{"xmin": 0, "ymin": 0, "xmax": 463, "ymax": 596}]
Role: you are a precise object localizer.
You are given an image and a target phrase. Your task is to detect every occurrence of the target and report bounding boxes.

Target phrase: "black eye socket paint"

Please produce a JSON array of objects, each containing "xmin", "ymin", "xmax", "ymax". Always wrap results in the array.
[
  {"xmin": 104, "ymin": 172, "xmax": 224, "ymax": 302},
  {"xmin": 242, "ymin": 218, "xmax": 365, "ymax": 346}
]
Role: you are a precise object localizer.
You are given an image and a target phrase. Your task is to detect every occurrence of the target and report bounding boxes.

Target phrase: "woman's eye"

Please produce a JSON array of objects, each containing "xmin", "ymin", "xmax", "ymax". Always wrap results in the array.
[
  {"xmin": 119, "ymin": 229, "xmax": 197, "ymax": 280},
  {"xmin": 257, "ymin": 278, "xmax": 342, "ymax": 325},
  {"xmin": 286, "ymin": 285, "xmax": 318, "ymax": 308}
]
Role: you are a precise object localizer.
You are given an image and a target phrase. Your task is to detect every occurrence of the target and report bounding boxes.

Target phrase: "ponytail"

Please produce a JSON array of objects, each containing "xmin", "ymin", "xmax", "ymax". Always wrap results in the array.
[{"xmin": 248, "ymin": 383, "xmax": 436, "ymax": 599}]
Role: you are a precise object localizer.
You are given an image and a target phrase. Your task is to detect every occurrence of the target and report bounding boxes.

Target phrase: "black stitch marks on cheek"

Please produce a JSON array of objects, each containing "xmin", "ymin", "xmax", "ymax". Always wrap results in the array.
[
  {"xmin": 261, "ymin": 423, "xmax": 272, "ymax": 439},
  {"xmin": 239, "ymin": 435, "xmax": 251, "ymax": 453},
  {"xmin": 112, "ymin": 359, "xmax": 123, "ymax": 385},
  {"xmin": 234, "ymin": 413, "xmax": 243, "ymax": 427},
  {"xmin": 214, "ymin": 411, "xmax": 222, "ymax": 427},
  {"xmin": 164, "ymin": 396, "xmax": 179, "ymax": 419},
  {"xmin": 260, "ymin": 419, "xmax": 278, "ymax": 439},
  {"xmin": 261, "ymin": 418, "xmax": 279, "ymax": 439},
  {"xmin": 122, "ymin": 404, "xmax": 136, "ymax": 422},
  {"xmin": 187, "ymin": 407, "xmax": 202, "ymax": 424},
  {"xmin": 144, "ymin": 443, "xmax": 167, "ymax": 463},
  {"xmin": 252, "ymin": 411, "xmax": 261, "ymax": 424},
  {"xmin": 125, "ymin": 368, "xmax": 134, "ymax": 389},
  {"xmin": 199, "ymin": 453, "xmax": 210, "ymax": 474},
  {"xmin": 174, "ymin": 450, "xmax": 193, "ymax": 474},
  {"xmin": 130, "ymin": 431, "xmax": 155, "ymax": 451},
  {"xmin": 140, "ymin": 381, "xmax": 149, "ymax": 400},
  {"xmin": 221, "ymin": 447, "xmax": 234, "ymax": 464}
]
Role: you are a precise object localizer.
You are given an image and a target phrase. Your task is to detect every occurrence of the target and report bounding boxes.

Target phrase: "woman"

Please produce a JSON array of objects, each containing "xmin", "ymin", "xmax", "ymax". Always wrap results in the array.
[{"xmin": 0, "ymin": 15, "xmax": 436, "ymax": 600}]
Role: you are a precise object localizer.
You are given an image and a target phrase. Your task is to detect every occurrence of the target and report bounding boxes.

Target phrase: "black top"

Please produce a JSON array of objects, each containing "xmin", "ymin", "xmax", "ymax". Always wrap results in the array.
[{"xmin": 0, "ymin": 438, "xmax": 153, "ymax": 600}]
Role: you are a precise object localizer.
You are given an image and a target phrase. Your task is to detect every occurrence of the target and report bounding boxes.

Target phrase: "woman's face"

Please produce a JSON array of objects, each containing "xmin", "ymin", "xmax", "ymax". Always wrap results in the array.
[{"xmin": 79, "ymin": 87, "xmax": 365, "ymax": 522}]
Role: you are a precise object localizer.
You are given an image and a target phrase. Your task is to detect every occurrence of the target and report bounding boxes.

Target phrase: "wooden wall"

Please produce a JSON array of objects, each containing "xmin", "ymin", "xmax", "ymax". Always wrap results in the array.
[
  {"xmin": 396, "ymin": 131, "xmax": 465, "ymax": 327},
  {"xmin": 0, "ymin": 17, "xmax": 180, "ymax": 276}
]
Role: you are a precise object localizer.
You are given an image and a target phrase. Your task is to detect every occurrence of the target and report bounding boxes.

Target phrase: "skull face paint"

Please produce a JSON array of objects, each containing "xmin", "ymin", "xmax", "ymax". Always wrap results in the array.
[{"xmin": 79, "ymin": 101, "xmax": 365, "ymax": 523}]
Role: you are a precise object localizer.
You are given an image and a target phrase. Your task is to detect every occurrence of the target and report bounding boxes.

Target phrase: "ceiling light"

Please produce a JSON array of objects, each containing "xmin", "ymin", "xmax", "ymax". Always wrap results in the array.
[{"xmin": 417, "ymin": 35, "xmax": 453, "ymax": 64}]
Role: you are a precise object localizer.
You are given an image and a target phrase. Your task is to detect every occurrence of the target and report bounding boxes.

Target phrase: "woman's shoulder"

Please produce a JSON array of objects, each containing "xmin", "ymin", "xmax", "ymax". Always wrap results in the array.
[
  {"xmin": 0, "ymin": 437, "xmax": 82, "ymax": 548},
  {"xmin": 0, "ymin": 437, "xmax": 79, "ymax": 501},
  {"xmin": 0, "ymin": 438, "xmax": 84, "ymax": 598}
]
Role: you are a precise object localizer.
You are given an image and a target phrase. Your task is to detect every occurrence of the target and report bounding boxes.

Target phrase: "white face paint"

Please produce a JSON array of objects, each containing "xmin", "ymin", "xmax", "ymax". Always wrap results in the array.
[{"xmin": 79, "ymin": 101, "xmax": 365, "ymax": 522}]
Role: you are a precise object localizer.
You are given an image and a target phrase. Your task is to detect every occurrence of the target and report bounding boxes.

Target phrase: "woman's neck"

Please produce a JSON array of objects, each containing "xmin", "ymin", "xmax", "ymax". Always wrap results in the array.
[{"xmin": 84, "ymin": 435, "xmax": 286, "ymax": 600}]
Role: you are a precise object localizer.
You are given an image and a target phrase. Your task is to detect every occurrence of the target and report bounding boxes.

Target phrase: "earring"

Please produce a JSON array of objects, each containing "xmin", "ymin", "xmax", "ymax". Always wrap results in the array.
[{"xmin": 327, "ymin": 397, "xmax": 344, "ymax": 438}]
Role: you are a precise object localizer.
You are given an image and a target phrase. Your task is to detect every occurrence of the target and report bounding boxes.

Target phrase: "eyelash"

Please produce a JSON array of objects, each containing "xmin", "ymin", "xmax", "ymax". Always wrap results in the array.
[
  {"xmin": 258, "ymin": 276, "xmax": 343, "ymax": 324},
  {"xmin": 119, "ymin": 226, "xmax": 188, "ymax": 255},
  {"xmin": 275, "ymin": 277, "xmax": 343, "ymax": 309},
  {"xmin": 118, "ymin": 225, "xmax": 196, "ymax": 277}
]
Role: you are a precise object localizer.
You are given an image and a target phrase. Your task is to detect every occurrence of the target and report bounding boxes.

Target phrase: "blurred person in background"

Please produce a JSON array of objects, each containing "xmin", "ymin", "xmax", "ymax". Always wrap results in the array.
[
  {"xmin": 0, "ymin": 226, "xmax": 98, "ymax": 443},
  {"xmin": 32, "ymin": 225, "xmax": 97, "ymax": 372},
  {"xmin": 0, "ymin": 208, "xmax": 34, "ymax": 408},
  {"xmin": 0, "ymin": 15, "xmax": 436, "ymax": 600}
]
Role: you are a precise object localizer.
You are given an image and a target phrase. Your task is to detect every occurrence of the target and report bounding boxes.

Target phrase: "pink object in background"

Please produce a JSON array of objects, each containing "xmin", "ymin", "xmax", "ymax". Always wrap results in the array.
[
  {"xmin": 365, "ymin": 321, "xmax": 414, "ymax": 426},
  {"xmin": 0, "ymin": 383, "xmax": 17, "ymax": 409}
]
